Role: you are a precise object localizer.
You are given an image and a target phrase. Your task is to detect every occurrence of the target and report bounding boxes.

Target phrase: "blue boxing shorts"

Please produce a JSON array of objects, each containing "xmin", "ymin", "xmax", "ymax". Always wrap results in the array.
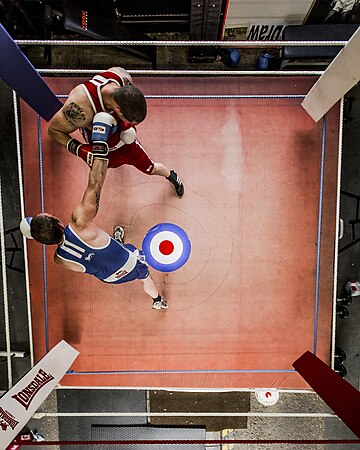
[{"xmin": 110, "ymin": 244, "xmax": 149, "ymax": 284}]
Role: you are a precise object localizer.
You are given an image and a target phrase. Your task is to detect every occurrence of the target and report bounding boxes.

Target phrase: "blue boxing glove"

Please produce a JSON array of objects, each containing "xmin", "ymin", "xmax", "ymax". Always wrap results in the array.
[{"xmin": 91, "ymin": 112, "xmax": 117, "ymax": 160}]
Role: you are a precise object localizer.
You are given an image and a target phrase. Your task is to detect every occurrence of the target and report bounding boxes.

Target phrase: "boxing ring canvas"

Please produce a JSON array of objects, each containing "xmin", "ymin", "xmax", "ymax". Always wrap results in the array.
[{"xmin": 20, "ymin": 76, "xmax": 340, "ymax": 389}]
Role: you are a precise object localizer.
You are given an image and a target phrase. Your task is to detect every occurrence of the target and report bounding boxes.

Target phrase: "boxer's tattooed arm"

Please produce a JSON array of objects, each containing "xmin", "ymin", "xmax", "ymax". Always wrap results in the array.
[
  {"xmin": 95, "ymin": 193, "xmax": 100, "ymax": 214},
  {"xmin": 63, "ymin": 102, "xmax": 86, "ymax": 126}
]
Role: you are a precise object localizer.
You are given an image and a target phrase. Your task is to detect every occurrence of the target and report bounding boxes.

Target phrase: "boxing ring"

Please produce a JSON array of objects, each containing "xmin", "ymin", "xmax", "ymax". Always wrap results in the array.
[{"xmin": 15, "ymin": 71, "xmax": 341, "ymax": 390}]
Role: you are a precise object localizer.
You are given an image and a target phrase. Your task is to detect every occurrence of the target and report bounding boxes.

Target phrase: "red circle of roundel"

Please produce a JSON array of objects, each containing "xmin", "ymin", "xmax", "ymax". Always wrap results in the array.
[{"xmin": 159, "ymin": 240, "xmax": 174, "ymax": 255}]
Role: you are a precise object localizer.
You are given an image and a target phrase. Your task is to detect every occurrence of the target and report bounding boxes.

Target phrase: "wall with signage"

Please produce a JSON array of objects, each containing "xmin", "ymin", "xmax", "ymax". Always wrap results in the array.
[{"xmin": 224, "ymin": 0, "xmax": 314, "ymax": 40}]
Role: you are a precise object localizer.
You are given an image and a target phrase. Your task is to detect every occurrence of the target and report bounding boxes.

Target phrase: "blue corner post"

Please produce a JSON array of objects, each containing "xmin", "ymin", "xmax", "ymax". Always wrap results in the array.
[{"xmin": 0, "ymin": 24, "xmax": 62, "ymax": 121}]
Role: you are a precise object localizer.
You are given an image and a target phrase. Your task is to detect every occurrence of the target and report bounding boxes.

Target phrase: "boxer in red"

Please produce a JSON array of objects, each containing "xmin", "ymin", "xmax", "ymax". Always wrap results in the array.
[{"xmin": 48, "ymin": 66, "xmax": 184, "ymax": 197}]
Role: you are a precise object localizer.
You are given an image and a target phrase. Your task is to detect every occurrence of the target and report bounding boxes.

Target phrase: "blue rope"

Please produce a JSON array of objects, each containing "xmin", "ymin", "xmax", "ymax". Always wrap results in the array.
[
  {"xmin": 37, "ymin": 115, "xmax": 49, "ymax": 354},
  {"xmin": 67, "ymin": 369, "xmax": 296, "ymax": 375},
  {"xmin": 313, "ymin": 116, "xmax": 327, "ymax": 355}
]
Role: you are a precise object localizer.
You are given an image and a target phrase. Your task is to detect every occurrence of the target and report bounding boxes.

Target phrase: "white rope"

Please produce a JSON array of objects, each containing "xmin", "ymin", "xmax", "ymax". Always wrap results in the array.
[
  {"xmin": 331, "ymin": 97, "xmax": 344, "ymax": 369},
  {"xmin": 37, "ymin": 69, "xmax": 324, "ymax": 76},
  {"xmin": 55, "ymin": 386, "xmax": 315, "ymax": 394},
  {"xmin": 33, "ymin": 412, "xmax": 336, "ymax": 419},
  {"xmin": 15, "ymin": 39, "xmax": 348, "ymax": 47},
  {"xmin": 0, "ymin": 178, "xmax": 13, "ymax": 388},
  {"xmin": 13, "ymin": 91, "xmax": 34, "ymax": 367}
]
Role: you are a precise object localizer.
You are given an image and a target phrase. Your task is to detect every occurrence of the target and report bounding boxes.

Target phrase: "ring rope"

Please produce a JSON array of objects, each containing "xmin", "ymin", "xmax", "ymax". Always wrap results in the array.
[
  {"xmin": 313, "ymin": 115, "xmax": 327, "ymax": 355},
  {"xmin": 38, "ymin": 69, "xmax": 325, "ymax": 76},
  {"xmin": 32, "ymin": 411, "xmax": 336, "ymax": 419},
  {"xmin": 0, "ymin": 178, "xmax": 13, "ymax": 388},
  {"xmin": 145, "ymin": 94, "xmax": 305, "ymax": 99},
  {"xmin": 11, "ymin": 439, "xmax": 360, "ymax": 445},
  {"xmin": 56, "ymin": 94, "xmax": 305, "ymax": 99},
  {"xmin": 37, "ymin": 116, "xmax": 50, "ymax": 353},
  {"xmin": 331, "ymin": 98, "xmax": 344, "ymax": 368},
  {"xmin": 15, "ymin": 39, "xmax": 348, "ymax": 47},
  {"xmin": 13, "ymin": 91, "xmax": 34, "ymax": 367},
  {"xmin": 55, "ymin": 386, "xmax": 315, "ymax": 393},
  {"xmin": 66, "ymin": 369, "xmax": 296, "ymax": 374}
]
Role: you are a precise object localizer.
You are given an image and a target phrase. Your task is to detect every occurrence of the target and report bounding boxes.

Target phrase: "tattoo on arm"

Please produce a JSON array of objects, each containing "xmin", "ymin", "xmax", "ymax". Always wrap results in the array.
[
  {"xmin": 95, "ymin": 192, "xmax": 100, "ymax": 214},
  {"xmin": 63, "ymin": 102, "xmax": 86, "ymax": 126}
]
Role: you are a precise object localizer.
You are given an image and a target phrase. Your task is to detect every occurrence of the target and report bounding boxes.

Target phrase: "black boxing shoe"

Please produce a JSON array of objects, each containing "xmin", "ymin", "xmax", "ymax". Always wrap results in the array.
[
  {"xmin": 167, "ymin": 170, "xmax": 184, "ymax": 197},
  {"xmin": 113, "ymin": 226, "xmax": 124, "ymax": 244},
  {"xmin": 152, "ymin": 296, "xmax": 168, "ymax": 310}
]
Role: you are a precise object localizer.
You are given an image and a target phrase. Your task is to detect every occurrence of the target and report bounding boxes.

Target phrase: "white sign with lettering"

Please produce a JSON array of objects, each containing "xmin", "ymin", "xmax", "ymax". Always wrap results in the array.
[
  {"xmin": 0, "ymin": 340, "xmax": 79, "ymax": 448},
  {"xmin": 246, "ymin": 23, "xmax": 286, "ymax": 40}
]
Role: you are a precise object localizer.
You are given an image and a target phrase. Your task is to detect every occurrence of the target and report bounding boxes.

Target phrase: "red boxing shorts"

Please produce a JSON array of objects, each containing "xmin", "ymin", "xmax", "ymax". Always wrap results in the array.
[{"xmin": 78, "ymin": 139, "xmax": 155, "ymax": 174}]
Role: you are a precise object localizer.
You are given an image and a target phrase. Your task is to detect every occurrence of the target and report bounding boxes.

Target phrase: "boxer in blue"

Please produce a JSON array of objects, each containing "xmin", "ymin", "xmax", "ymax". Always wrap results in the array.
[{"xmin": 28, "ymin": 112, "xmax": 167, "ymax": 310}]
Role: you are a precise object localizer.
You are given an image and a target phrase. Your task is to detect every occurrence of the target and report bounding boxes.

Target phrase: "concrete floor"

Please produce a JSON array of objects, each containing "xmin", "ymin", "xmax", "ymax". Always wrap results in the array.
[{"xmin": 0, "ymin": 42, "xmax": 359, "ymax": 447}]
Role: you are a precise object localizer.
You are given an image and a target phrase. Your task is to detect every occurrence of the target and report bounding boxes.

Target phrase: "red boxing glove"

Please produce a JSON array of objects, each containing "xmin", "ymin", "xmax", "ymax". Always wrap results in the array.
[{"xmin": 67, "ymin": 138, "xmax": 92, "ymax": 156}]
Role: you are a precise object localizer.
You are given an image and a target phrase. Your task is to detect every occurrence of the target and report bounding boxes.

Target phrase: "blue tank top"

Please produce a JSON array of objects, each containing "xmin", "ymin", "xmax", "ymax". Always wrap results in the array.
[{"xmin": 56, "ymin": 225, "xmax": 138, "ymax": 282}]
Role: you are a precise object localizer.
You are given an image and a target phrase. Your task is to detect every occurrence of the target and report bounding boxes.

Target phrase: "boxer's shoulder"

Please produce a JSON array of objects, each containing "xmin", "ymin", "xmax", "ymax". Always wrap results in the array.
[
  {"xmin": 107, "ymin": 67, "xmax": 133, "ymax": 85},
  {"xmin": 68, "ymin": 84, "xmax": 89, "ymax": 103},
  {"xmin": 61, "ymin": 86, "xmax": 94, "ymax": 128}
]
